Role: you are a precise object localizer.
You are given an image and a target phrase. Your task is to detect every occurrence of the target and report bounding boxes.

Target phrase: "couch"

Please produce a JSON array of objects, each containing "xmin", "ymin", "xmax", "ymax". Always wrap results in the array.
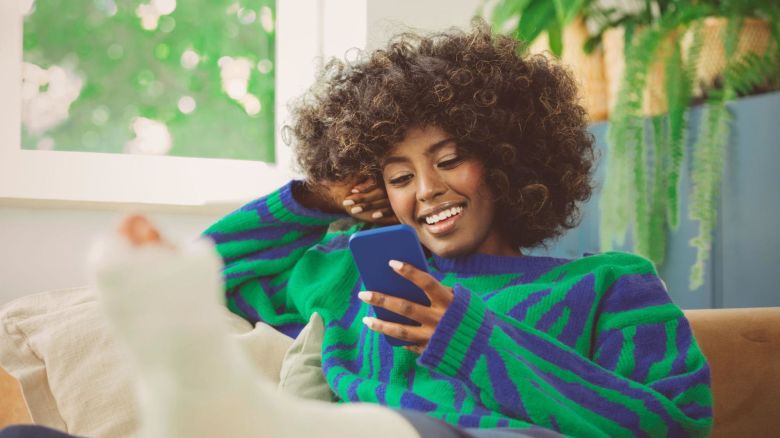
[{"xmin": 2, "ymin": 306, "xmax": 779, "ymax": 437}]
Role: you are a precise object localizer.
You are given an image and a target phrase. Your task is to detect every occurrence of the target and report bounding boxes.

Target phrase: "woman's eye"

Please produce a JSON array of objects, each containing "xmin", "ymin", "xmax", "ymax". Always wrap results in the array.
[
  {"xmin": 389, "ymin": 174, "xmax": 412, "ymax": 186},
  {"xmin": 437, "ymin": 156, "xmax": 463, "ymax": 168}
]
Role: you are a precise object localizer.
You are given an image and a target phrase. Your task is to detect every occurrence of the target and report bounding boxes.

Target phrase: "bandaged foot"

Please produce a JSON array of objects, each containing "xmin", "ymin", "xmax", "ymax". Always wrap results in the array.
[{"xmin": 87, "ymin": 215, "xmax": 418, "ymax": 438}]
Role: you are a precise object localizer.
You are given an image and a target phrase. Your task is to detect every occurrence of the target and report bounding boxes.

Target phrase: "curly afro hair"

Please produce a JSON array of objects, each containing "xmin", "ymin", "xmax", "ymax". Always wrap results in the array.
[{"xmin": 288, "ymin": 18, "xmax": 595, "ymax": 250}]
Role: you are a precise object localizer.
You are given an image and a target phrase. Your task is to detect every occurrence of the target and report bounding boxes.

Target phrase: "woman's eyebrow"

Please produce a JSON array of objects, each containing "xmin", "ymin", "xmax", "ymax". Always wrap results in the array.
[
  {"xmin": 381, "ymin": 138, "xmax": 456, "ymax": 168},
  {"xmin": 425, "ymin": 138, "xmax": 457, "ymax": 156}
]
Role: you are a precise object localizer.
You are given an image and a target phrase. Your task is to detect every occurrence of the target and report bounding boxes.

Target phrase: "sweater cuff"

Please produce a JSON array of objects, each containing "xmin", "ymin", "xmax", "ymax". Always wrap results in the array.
[
  {"xmin": 418, "ymin": 284, "xmax": 492, "ymax": 378},
  {"xmin": 270, "ymin": 180, "xmax": 349, "ymax": 225}
]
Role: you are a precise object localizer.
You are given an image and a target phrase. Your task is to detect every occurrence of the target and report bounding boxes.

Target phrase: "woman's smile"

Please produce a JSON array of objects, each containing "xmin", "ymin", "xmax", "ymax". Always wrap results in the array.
[{"xmin": 420, "ymin": 202, "xmax": 465, "ymax": 236}]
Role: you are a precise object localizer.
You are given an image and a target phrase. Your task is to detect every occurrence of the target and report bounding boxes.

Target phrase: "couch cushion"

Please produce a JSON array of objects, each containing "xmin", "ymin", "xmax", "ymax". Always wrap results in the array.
[
  {"xmin": 278, "ymin": 312, "xmax": 336, "ymax": 402},
  {"xmin": 685, "ymin": 307, "xmax": 780, "ymax": 437},
  {"xmin": 0, "ymin": 286, "xmax": 324, "ymax": 437}
]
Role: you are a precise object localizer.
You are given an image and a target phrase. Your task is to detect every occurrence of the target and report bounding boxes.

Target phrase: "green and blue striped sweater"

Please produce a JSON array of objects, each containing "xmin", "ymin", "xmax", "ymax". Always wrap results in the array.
[{"xmin": 201, "ymin": 181, "xmax": 713, "ymax": 437}]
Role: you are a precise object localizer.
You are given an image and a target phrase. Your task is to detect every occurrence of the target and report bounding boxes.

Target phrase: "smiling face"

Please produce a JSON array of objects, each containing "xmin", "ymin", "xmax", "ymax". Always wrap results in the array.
[{"xmin": 381, "ymin": 125, "xmax": 519, "ymax": 258}]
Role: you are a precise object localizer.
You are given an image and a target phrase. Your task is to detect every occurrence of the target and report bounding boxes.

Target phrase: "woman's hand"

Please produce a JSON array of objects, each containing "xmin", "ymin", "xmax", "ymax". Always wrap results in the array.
[
  {"xmin": 358, "ymin": 260, "xmax": 454, "ymax": 354},
  {"xmin": 295, "ymin": 177, "xmax": 398, "ymax": 225},
  {"xmin": 340, "ymin": 178, "xmax": 398, "ymax": 225}
]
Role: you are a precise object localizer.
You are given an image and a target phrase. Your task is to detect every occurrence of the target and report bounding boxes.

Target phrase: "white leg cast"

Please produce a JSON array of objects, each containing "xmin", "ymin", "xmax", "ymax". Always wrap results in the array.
[{"xmin": 87, "ymin": 231, "xmax": 420, "ymax": 438}]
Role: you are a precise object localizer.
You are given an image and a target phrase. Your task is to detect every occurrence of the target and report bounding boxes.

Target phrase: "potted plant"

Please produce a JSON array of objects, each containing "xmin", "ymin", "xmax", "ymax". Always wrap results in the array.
[
  {"xmin": 485, "ymin": 0, "xmax": 780, "ymax": 289},
  {"xmin": 596, "ymin": 0, "xmax": 780, "ymax": 289}
]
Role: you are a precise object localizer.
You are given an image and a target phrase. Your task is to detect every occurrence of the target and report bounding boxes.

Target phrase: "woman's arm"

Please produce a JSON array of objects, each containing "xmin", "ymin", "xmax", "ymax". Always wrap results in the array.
[
  {"xmin": 417, "ymin": 255, "xmax": 713, "ymax": 437},
  {"xmin": 201, "ymin": 180, "xmax": 349, "ymax": 330}
]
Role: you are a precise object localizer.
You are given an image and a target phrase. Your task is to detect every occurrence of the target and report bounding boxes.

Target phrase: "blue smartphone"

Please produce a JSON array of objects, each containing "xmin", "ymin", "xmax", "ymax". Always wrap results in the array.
[{"xmin": 348, "ymin": 224, "xmax": 431, "ymax": 346}]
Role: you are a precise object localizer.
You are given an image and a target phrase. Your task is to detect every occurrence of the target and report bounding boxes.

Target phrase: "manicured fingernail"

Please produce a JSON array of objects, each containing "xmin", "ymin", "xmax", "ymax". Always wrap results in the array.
[
  {"xmin": 351, "ymin": 188, "xmax": 360, "ymax": 194},
  {"xmin": 362, "ymin": 316, "xmax": 375, "ymax": 327},
  {"xmin": 372, "ymin": 211, "xmax": 383, "ymax": 219},
  {"xmin": 342, "ymin": 199, "xmax": 355, "ymax": 207},
  {"xmin": 388, "ymin": 259, "xmax": 403, "ymax": 270},
  {"xmin": 358, "ymin": 291, "xmax": 372, "ymax": 301},
  {"xmin": 351, "ymin": 206, "xmax": 363, "ymax": 214}
]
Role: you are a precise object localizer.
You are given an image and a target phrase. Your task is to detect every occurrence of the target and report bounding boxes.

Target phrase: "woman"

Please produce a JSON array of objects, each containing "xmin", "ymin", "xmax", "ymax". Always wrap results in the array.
[
  {"xmin": 2, "ymin": 18, "xmax": 712, "ymax": 438},
  {"xmin": 192, "ymin": 19, "xmax": 712, "ymax": 437}
]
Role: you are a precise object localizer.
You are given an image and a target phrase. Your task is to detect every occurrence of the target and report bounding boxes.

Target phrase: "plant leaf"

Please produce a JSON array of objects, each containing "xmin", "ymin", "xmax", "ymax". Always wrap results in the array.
[
  {"xmin": 548, "ymin": 20, "xmax": 563, "ymax": 56},
  {"xmin": 516, "ymin": 0, "xmax": 556, "ymax": 44},
  {"xmin": 687, "ymin": 18, "xmax": 741, "ymax": 290},
  {"xmin": 490, "ymin": 0, "xmax": 531, "ymax": 30},
  {"xmin": 552, "ymin": 0, "xmax": 585, "ymax": 27},
  {"xmin": 649, "ymin": 115, "xmax": 668, "ymax": 265}
]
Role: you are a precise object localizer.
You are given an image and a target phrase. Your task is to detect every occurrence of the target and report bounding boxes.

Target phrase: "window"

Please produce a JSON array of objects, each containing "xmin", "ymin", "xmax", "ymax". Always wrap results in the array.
[
  {"xmin": 22, "ymin": 0, "xmax": 277, "ymax": 162},
  {"xmin": 0, "ymin": 0, "xmax": 366, "ymax": 209}
]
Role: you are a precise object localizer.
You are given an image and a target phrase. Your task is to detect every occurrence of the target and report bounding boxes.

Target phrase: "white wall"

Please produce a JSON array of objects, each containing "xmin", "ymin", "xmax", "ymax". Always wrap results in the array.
[
  {"xmin": 366, "ymin": 0, "xmax": 482, "ymax": 51},
  {"xmin": 0, "ymin": 206, "xmax": 225, "ymax": 304},
  {"xmin": 0, "ymin": 0, "xmax": 483, "ymax": 305}
]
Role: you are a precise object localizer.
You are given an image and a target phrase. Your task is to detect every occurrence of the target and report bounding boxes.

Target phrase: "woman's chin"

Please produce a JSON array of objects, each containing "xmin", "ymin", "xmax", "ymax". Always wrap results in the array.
[{"xmin": 424, "ymin": 240, "xmax": 473, "ymax": 259}]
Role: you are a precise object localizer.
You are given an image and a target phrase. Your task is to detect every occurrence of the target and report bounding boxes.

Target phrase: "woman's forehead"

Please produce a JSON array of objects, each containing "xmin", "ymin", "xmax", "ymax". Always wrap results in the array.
[{"xmin": 384, "ymin": 126, "xmax": 456, "ymax": 162}]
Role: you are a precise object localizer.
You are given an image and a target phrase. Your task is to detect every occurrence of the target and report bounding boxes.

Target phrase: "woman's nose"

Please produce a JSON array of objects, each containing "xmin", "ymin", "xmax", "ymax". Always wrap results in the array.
[{"xmin": 416, "ymin": 171, "xmax": 447, "ymax": 202}]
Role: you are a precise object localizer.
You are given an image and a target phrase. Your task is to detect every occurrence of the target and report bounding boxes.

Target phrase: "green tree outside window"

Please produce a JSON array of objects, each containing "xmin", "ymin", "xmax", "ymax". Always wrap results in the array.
[{"xmin": 22, "ymin": 0, "xmax": 275, "ymax": 162}]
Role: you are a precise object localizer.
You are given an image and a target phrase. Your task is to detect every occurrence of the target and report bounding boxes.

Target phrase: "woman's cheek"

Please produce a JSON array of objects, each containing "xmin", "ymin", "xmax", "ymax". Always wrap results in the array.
[
  {"xmin": 385, "ymin": 188, "xmax": 412, "ymax": 224},
  {"xmin": 459, "ymin": 161, "xmax": 485, "ymax": 187}
]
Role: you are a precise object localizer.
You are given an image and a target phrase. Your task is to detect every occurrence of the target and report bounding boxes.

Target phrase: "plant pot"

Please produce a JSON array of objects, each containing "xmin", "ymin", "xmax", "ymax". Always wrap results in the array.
[
  {"xmin": 682, "ymin": 17, "xmax": 772, "ymax": 97},
  {"xmin": 604, "ymin": 17, "xmax": 772, "ymax": 118},
  {"xmin": 529, "ymin": 15, "xmax": 609, "ymax": 122}
]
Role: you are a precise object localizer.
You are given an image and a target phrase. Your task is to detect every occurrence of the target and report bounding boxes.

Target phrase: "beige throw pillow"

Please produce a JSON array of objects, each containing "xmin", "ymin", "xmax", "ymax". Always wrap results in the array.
[
  {"xmin": 0, "ymin": 286, "xmax": 333, "ymax": 437},
  {"xmin": 0, "ymin": 287, "xmax": 137, "ymax": 436}
]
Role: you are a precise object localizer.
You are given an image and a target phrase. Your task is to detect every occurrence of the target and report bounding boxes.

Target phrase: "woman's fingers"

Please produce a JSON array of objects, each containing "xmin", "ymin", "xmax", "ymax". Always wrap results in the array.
[
  {"xmin": 373, "ymin": 210, "xmax": 400, "ymax": 225},
  {"xmin": 389, "ymin": 260, "xmax": 439, "ymax": 294},
  {"xmin": 361, "ymin": 316, "xmax": 432, "ymax": 343},
  {"xmin": 342, "ymin": 183, "xmax": 397, "ymax": 224},
  {"xmin": 370, "ymin": 208, "xmax": 394, "ymax": 220},
  {"xmin": 364, "ymin": 199, "xmax": 391, "ymax": 213},
  {"xmin": 358, "ymin": 291, "xmax": 438, "ymax": 325},
  {"xmin": 343, "ymin": 188, "xmax": 387, "ymax": 207},
  {"xmin": 351, "ymin": 178, "xmax": 377, "ymax": 194},
  {"xmin": 388, "ymin": 260, "xmax": 454, "ymax": 305},
  {"xmin": 346, "ymin": 207, "xmax": 398, "ymax": 225},
  {"xmin": 358, "ymin": 260, "xmax": 455, "ymax": 355},
  {"xmin": 344, "ymin": 199, "xmax": 390, "ymax": 215}
]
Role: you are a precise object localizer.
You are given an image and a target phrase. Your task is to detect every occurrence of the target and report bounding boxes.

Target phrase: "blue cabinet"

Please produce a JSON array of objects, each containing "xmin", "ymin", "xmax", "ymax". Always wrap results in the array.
[{"xmin": 531, "ymin": 91, "xmax": 780, "ymax": 309}]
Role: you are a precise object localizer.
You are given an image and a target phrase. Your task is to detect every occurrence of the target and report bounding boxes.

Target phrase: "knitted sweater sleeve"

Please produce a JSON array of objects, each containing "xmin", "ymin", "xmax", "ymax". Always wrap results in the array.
[
  {"xmin": 200, "ymin": 180, "xmax": 347, "ymax": 329},
  {"xmin": 417, "ymin": 255, "xmax": 713, "ymax": 437}
]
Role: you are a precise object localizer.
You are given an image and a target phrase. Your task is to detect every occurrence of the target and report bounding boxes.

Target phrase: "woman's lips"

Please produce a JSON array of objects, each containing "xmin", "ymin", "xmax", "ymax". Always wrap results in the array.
[{"xmin": 422, "ymin": 208, "xmax": 463, "ymax": 236}]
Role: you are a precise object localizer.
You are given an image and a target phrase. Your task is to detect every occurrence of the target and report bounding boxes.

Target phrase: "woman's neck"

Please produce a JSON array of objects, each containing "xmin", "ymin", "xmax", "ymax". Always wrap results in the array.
[{"xmin": 473, "ymin": 229, "xmax": 522, "ymax": 257}]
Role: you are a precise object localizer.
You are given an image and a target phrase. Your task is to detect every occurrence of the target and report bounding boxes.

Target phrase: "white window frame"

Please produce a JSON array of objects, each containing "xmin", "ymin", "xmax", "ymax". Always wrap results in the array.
[{"xmin": 0, "ymin": 0, "xmax": 366, "ymax": 211}]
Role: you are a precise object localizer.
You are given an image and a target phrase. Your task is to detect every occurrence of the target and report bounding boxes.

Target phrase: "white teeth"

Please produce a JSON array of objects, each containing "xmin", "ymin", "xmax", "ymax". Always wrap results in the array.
[{"xmin": 424, "ymin": 206, "xmax": 463, "ymax": 225}]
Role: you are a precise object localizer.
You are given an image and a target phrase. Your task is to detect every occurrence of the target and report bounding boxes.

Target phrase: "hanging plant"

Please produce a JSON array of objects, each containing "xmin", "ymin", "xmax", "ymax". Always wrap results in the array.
[
  {"xmin": 601, "ymin": 5, "xmax": 709, "ymax": 268},
  {"xmin": 601, "ymin": 1, "xmax": 780, "ymax": 289},
  {"xmin": 486, "ymin": 0, "xmax": 780, "ymax": 290},
  {"xmin": 687, "ymin": 17, "xmax": 780, "ymax": 288}
]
